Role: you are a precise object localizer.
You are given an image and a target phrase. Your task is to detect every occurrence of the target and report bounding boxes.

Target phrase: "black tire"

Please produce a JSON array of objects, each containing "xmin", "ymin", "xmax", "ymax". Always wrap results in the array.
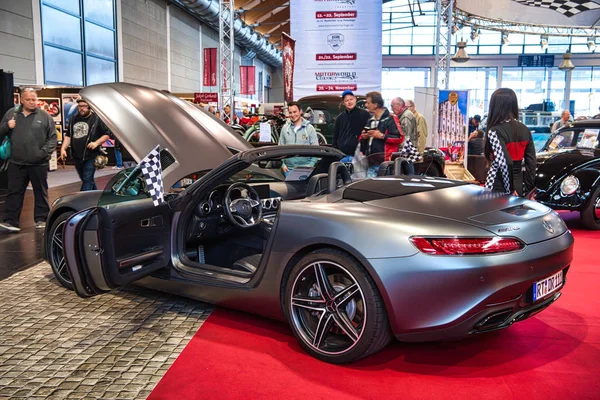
[
  {"xmin": 47, "ymin": 211, "xmax": 74, "ymax": 290},
  {"xmin": 580, "ymin": 185, "xmax": 600, "ymax": 230},
  {"xmin": 282, "ymin": 249, "xmax": 392, "ymax": 364}
]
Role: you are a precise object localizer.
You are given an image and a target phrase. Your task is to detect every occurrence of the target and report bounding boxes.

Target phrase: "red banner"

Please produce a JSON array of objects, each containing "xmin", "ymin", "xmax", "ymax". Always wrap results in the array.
[
  {"xmin": 239, "ymin": 66, "xmax": 256, "ymax": 95},
  {"xmin": 194, "ymin": 92, "xmax": 218, "ymax": 103},
  {"xmin": 203, "ymin": 48, "xmax": 217, "ymax": 86},
  {"xmin": 282, "ymin": 32, "xmax": 295, "ymax": 103}
]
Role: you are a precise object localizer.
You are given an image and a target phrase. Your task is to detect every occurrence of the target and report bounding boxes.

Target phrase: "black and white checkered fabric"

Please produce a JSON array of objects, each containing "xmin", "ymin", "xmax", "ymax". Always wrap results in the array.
[
  {"xmin": 140, "ymin": 145, "xmax": 164, "ymax": 206},
  {"xmin": 484, "ymin": 130, "xmax": 511, "ymax": 194},
  {"xmin": 513, "ymin": 0, "xmax": 600, "ymax": 17},
  {"xmin": 399, "ymin": 139, "xmax": 422, "ymax": 163}
]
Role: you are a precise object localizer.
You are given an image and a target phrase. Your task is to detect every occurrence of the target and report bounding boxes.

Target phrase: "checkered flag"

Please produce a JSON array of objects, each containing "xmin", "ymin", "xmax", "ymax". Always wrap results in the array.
[
  {"xmin": 513, "ymin": 0, "xmax": 600, "ymax": 18},
  {"xmin": 484, "ymin": 130, "xmax": 511, "ymax": 194},
  {"xmin": 400, "ymin": 139, "xmax": 423, "ymax": 163},
  {"xmin": 140, "ymin": 145, "xmax": 164, "ymax": 206}
]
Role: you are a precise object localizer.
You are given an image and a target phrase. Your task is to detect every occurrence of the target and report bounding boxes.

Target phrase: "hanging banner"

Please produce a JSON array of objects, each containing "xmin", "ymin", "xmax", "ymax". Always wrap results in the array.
[
  {"xmin": 240, "ymin": 66, "xmax": 256, "ymax": 95},
  {"xmin": 194, "ymin": 92, "xmax": 218, "ymax": 103},
  {"xmin": 290, "ymin": 0, "xmax": 382, "ymax": 99},
  {"xmin": 282, "ymin": 32, "xmax": 295, "ymax": 104},
  {"xmin": 203, "ymin": 48, "xmax": 217, "ymax": 87},
  {"xmin": 438, "ymin": 90, "xmax": 470, "ymax": 168}
]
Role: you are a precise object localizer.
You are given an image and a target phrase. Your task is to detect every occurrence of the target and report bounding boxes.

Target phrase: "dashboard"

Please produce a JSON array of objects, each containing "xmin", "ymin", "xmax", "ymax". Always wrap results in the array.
[{"xmin": 187, "ymin": 183, "xmax": 283, "ymax": 243}]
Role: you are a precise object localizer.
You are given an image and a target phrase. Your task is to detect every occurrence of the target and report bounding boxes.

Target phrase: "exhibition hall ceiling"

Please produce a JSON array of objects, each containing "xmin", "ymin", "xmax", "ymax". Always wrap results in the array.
[
  {"xmin": 236, "ymin": 0, "xmax": 395, "ymax": 44},
  {"xmin": 456, "ymin": 0, "xmax": 600, "ymax": 27}
]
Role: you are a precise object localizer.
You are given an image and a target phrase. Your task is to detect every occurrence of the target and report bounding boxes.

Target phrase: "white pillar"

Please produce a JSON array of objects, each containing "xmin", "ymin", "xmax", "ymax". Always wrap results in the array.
[
  {"xmin": 31, "ymin": 0, "xmax": 44, "ymax": 84},
  {"xmin": 166, "ymin": 4, "xmax": 172, "ymax": 92}
]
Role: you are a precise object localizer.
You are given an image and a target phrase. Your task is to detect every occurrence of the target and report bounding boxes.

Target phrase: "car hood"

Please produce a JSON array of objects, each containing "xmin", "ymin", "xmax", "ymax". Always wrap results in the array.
[
  {"xmin": 80, "ymin": 83, "xmax": 252, "ymax": 189},
  {"xmin": 536, "ymin": 148, "xmax": 600, "ymax": 189},
  {"xmin": 343, "ymin": 178, "xmax": 566, "ymax": 244}
]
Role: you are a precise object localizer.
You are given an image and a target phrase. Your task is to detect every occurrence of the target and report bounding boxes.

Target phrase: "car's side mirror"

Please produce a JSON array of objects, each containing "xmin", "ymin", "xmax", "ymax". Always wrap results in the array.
[{"xmin": 111, "ymin": 170, "xmax": 143, "ymax": 197}]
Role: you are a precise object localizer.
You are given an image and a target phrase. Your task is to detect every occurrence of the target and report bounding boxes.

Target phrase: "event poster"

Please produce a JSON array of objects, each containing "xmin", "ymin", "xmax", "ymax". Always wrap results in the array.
[
  {"xmin": 282, "ymin": 32, "xmax": 295, "ymax": 104},
  {"xmin": 37, "ymin": 98, "xmax": 61, "ymax": 123},
  {"xmin": 438, "ymin": 90, "xmax": 469, "ymax": 166},
  {"xmin": 62, "ymin": 93, "xmax": 80, "ymax": 133},
  {"xmin": 290, "ymin": 0, "xmax": 382, "ymax": 99}
]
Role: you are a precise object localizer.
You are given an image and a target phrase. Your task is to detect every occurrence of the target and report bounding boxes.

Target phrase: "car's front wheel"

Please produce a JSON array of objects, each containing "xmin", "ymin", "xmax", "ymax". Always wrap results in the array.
[
  {"xmin": 580, "ymin": 185, "xmax": 600, "ymax": 230},
  {"xmin": 282, "ymin": 249, "xmax": 392, "ymax": 364},
  {"xmin": 47, "ymin": 211, "xmax": 74, "ymax": 290}
]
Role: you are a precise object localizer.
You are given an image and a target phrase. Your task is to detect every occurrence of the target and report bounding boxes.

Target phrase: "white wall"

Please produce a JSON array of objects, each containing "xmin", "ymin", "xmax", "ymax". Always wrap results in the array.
[
  {"xmin": 121, "ymin": 0, "xmax": 168, "ymax": 89},
  {"xmin": 0, "ymin": 1, "xmax": 36, "ymax": 84}
]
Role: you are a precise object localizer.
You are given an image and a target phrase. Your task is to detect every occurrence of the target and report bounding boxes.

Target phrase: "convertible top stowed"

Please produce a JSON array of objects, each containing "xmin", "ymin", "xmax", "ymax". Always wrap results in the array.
[{"xmin": 342, "ymin": 177, "xmax": 467, "ymax": 202}]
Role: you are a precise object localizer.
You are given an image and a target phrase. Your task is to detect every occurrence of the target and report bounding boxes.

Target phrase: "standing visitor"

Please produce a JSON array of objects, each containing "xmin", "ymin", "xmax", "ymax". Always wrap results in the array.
[
  {"xmin": 333, "ymin": 90, "xmax": 370, "ymax": 162},
  {"xmin": 60, "ymin": 99, "xmax": 111, "ymax": 191},
  {"xmin": 484, "ymin": 88, "xmax": 536, "ymax": 197},
  {"xmin": 406, "ymin": 100, "xmax": 428, "ymax": 155},
  {"xmin": 0, "ymin": 88, "xmax": 57, "ymax": 232},
  {"xmin": 278, "ymin": 102, "xmax": 319, "ymax": 173}
]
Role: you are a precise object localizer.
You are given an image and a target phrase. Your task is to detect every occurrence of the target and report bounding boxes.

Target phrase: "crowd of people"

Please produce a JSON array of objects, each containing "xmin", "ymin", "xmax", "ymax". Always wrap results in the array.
[{"xmin": 0, "ymin": 85, "xmax": 595, "ymax": 233}]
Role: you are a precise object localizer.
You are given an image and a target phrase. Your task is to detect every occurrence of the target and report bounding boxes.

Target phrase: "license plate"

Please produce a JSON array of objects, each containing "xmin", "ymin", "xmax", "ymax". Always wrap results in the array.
[{"xmin": 533, "ymin": 270, "xmax": 563, "ymax": 302}]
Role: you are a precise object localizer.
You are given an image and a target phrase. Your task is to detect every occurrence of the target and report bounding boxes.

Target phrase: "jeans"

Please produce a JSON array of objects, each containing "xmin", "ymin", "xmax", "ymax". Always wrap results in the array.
[
  {"xmin": 114, "ymin": 147, "xmax": 123, "ymax": 168},
  {"xmin": 3, "ymin": 163, "xmax": 49, "ymax": 226},
  {"xmin": 74, "ymin": 158, "xmax": 97, "ymax": 191}
]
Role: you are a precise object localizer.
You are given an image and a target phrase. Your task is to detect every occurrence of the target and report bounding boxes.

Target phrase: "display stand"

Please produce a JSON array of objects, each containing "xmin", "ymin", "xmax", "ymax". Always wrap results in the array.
[{"xmin": 444, "ymin": 163, "xmax": 476, "ymax": 182}]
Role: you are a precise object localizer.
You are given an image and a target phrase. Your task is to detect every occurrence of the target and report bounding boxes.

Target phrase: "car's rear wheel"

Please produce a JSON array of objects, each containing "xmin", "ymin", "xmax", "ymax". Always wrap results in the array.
[
  {"xmin": 47, "ymin": 211, "xmax": 74, "ymax": 290},
  {"xmin": 282, "ymin": 249, "xmax": 392, "ymax": 364},
  {"xmin": 580, "ymin": 185, "xmax": 600, "ymax": 230}
]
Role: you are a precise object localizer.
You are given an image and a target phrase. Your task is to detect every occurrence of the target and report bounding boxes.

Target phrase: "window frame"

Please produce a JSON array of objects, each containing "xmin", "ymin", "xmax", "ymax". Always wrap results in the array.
[{"xmin": 40, "ymin": 0, "xmax": 118, "ymax": 86}]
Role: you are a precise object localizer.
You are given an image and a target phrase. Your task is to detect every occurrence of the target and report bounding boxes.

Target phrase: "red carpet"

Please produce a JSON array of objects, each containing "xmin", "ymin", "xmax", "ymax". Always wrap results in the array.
[{"xmin": 149, "ymin": 212, "xmax": 599, "ymax": 400}]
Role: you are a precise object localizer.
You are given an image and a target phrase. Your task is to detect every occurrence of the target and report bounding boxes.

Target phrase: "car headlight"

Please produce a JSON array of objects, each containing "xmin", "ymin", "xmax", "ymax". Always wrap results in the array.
[{"xmin": 560, "ymin": 175, "xmax": 579, "ymax": 196}]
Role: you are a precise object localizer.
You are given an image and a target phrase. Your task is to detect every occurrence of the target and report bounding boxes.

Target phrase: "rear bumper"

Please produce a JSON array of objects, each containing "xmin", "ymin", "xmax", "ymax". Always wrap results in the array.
[{"xmin": 366, "ymin": 230, "xmax": 574, "ymax": 342}]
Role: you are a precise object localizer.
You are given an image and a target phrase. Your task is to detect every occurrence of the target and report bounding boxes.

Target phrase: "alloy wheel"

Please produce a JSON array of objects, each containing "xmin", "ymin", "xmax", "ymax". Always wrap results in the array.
[
  {"xmin": 50, "ymin": 220, "xmax": 71, "ymax": 285},
  {"xmin": 289, "ymin": 261, "xmax": 366, "ymax": 355}
]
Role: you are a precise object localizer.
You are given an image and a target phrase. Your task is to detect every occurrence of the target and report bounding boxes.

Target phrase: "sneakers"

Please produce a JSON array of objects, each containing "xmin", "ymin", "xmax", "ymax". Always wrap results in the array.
[
  {"xmin": 111, "ymin": 166, "xmax": 124, "ymax": 170},
  {"xmin": 0, "ymin": 222, "xmax": 21, "ymax": 233},
  {"xmin": 35, "ymin": 221, "xmax": 46, "ymax": 229}
]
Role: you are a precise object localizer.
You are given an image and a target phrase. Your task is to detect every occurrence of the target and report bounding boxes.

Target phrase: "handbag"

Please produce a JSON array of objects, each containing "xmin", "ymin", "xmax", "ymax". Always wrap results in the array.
[{"xmin": 0, "ymin": 136, "xmax": 10, "ymax": 161}]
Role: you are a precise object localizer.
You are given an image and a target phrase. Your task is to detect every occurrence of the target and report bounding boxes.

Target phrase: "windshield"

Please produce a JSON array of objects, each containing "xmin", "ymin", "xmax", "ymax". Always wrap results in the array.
[
  {"xmin": 546, "ymin": 130, "xmax": 575, "ymax": 151},
  {"xmin": 576, "ymin": 129, "xmax": 599, "ymax": 149}
]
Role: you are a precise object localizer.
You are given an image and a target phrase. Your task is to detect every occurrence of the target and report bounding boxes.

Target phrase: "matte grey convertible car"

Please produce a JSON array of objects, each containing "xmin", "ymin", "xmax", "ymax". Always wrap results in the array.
[{"xmin": 47, "ymin": 83, "xmax": 574, "ymax": 364}]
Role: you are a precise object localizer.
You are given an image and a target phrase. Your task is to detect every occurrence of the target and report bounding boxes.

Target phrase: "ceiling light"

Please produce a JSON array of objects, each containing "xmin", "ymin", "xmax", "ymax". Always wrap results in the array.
[
  {"xmin": 501, "ymin": 32, "xmax": 509, "ymax": 46},
  {"xmin": 587, "ymin": 37, "xmax": 596, "ymax": 52},
  {"xmin": 558, "ymin": 49, "xmax": 575, "ymax": 71},
  {"xmin": 452, "ymin": 40, "xmax": 470, "ymax": 63},
  {"xmin": 452, "ymin": 24, "xmax": 460, "ymax": 35},
  {"xmin": 470, "ymin": 27, "xmax": 479, "ymax": 42},
  {"xmin": 540, "ymin": 35, "xmax": 549, "ymax": 50}
]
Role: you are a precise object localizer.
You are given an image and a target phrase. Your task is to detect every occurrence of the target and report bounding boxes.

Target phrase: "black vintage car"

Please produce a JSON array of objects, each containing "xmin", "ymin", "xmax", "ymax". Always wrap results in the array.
[
  {"xmin": 533, "ymin": 119, "xmax": 600, "ymax": 229},
  {"xmin": 297, "ymin": 95, "xmax": 446, "ymax": 177}
]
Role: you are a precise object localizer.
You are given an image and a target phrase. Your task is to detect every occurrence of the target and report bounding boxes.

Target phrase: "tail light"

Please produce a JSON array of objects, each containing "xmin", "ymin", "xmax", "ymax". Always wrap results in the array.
[{"xmin": 410, "ymin": 236, "xmax": 524, "ymax": 255}]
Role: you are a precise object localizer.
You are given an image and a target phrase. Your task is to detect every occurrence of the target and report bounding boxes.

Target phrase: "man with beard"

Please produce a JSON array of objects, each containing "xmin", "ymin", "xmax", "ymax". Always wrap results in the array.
[
  {"xmin": 333, "ymin": 90, "xmax": 370, "ymax": 162},
  {"xmin": 60, "ymin": 99, "xmax": 111, "ymax": 191},
  {"xmin": 0, "ymin": 88, "xmax": 57, "ymax": 232}
]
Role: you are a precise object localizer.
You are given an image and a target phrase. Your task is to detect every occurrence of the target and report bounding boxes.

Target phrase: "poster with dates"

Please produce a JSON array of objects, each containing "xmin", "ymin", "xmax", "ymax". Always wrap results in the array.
[{"xmin": 290, "ymin": 0, "xmax": 382, "ymax": 99}]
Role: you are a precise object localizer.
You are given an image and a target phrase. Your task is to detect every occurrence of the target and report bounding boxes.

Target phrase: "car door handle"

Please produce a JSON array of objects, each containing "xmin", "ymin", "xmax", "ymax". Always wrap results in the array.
[{"xmin": 140, "ymin": 216, "xmax": 164, "ymax": 227}]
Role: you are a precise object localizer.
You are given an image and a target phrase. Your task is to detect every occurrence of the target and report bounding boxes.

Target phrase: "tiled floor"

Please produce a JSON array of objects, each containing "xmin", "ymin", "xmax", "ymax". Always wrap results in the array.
[{"xmin": 0, "ymin": 262, "xmax": 213, "ymax": 399}]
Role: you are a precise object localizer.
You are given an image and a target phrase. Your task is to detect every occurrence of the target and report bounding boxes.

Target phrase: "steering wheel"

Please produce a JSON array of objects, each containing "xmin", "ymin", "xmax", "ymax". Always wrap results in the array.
[{"xmin": 224, "ymin": 182, "xmax": 263, "ymax": 228}]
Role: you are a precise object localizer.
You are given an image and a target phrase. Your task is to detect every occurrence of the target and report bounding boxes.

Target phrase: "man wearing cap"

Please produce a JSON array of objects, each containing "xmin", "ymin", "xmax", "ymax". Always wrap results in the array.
[
  {"xmin": 333, "ymin": 90, "xmax": 371, "ymax": 162},
  {"xmin": 60, "ymin": 99, "xmax": 111, "ymax": 191}
]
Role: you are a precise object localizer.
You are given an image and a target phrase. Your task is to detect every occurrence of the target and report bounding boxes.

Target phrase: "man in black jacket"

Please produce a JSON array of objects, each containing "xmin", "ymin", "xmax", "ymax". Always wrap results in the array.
[
  {"xmin": 0, "ymin": 88, "xmax": 57, "ymax": 232},
  {"xmin": 333, "ymin": 90, "xmax": 370, "ymax": 161},
  {"xmin": 60, "ymin": 99, "xmax": 111, "ymax": 191}
]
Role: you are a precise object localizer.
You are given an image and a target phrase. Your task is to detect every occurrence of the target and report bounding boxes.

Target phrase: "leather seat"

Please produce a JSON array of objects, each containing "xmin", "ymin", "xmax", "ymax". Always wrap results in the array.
[
  {"xmin": 231, "ymin": 253, "xmax": 262, "ymax": 274},
  {"xmin": 306, "ymin": 173, "xmax": 329, "ymax": 197}
]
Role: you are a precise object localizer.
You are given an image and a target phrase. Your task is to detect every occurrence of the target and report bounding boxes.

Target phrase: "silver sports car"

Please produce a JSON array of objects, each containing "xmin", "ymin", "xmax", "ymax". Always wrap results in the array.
[{"xmin": 47, "ymin": 83, "xmax": 574, "ymax": 364}]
